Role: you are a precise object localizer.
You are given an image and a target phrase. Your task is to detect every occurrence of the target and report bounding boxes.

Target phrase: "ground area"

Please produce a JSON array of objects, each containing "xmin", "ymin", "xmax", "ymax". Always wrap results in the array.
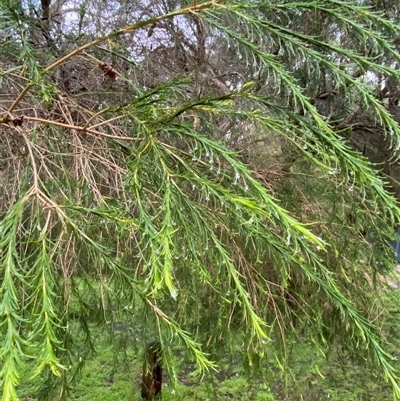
[{"xmin": 18, "ymin": 327, "xmax": 398, "ymax": 401}]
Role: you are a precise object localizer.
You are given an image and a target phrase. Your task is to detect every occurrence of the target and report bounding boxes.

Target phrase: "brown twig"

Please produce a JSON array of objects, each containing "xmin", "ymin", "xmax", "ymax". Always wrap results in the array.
[
  {"xmin": 21, "ymin": 115, "xmax": 137, "ymax": 141},
  {"xmin": 19, "ymin": 128, "xmax": 40, "ymax": 190}
]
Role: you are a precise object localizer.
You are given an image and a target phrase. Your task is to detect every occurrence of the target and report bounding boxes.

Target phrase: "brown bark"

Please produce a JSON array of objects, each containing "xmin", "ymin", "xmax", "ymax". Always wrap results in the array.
[{"xmin": 141, "ymin": 341, "xmax": 162, "ymax": 400}]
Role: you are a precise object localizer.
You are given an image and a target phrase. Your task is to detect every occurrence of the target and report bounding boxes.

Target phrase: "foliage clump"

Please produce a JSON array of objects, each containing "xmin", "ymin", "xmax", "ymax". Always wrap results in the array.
[{"xmin": 1, "ymin": 0, "xmax": 400, "ymax": 399}]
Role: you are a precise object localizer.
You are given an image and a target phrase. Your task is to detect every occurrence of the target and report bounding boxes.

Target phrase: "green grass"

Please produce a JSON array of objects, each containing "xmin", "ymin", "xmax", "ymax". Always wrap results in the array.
[
  {"xmin": 16, "ymin": 333, "xmax": 397, "ymax": 401},
  {"xmin": 16, "ymin": 289, "xmax": 400, "ymax": 401}
]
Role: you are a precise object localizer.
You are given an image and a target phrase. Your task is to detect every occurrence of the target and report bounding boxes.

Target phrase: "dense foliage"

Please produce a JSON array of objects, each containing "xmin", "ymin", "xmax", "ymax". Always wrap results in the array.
[{"xmin": 1, "ymin": 0, "xmax": 400, "ymax": 399}]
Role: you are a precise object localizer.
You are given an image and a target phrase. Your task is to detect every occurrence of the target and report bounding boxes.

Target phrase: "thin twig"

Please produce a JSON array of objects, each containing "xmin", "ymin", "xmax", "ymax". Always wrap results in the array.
[
  {"xmin": 19, "ymin": 129, "xmax": 40, "ymax": 190},
  {"xmin": 22, "ymin": 116, "xmax": 137, "ymax": 141},
  {"xmin": 7, "ymin": 0, "xmax": 221, "ymax": 114}
]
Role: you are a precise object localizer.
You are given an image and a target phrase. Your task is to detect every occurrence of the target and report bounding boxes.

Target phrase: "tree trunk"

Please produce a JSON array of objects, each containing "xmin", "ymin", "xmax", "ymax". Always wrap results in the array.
[{"xmin": 141, "ymin": 341, "xmax": 162, "ymax": 400}]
